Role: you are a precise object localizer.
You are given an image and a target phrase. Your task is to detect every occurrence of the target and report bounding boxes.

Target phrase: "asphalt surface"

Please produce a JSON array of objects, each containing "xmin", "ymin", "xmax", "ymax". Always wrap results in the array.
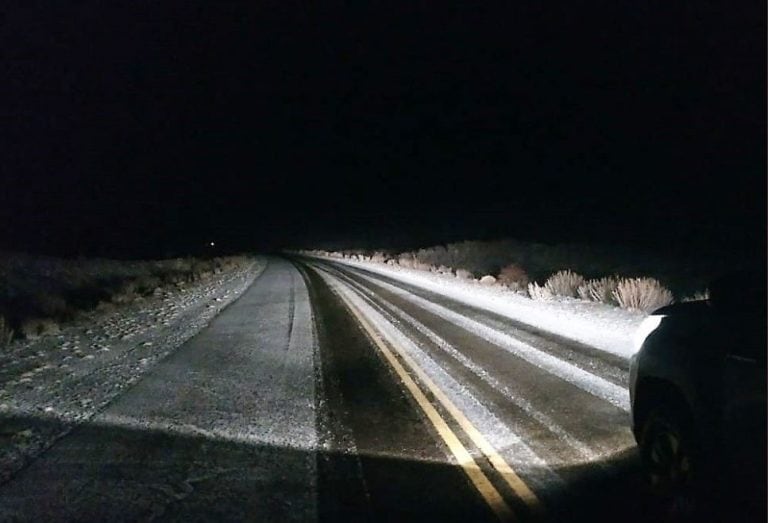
[{"xmin": 0, "ymin": 257, "xmax": 674, "ymax": 522}]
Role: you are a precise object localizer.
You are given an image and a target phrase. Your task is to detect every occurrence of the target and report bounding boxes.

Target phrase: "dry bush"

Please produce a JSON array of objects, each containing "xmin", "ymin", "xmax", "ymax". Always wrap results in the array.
[
  {"xmin": 21, "ymin": 318, "xmax": 60, "ymax": 340},
  {"xmin": 159, "ymin": 272, "xmax": 185, "ymax": 286},
  {"xmin": 497, "ymin": 264, "xmax": 529, "ymax": 290},
  {"xmin": 95, "ymin": 301, "xmax": 118, "ymax": 314},
  {"xmin": 479, "ymin": 275, "xmax": 497, "ymax": 285},
  {"xmin": 578, "ymin": 277, "xmax": 619, "ymax": 304},
  {"xmin": 612, "ymin": 277, "xmax": 674, "ymax": 312},
  {"xmin": 397, "ymin": 254, "xmax": 416, "ymax": 269},
  {"xmin": 197, "ymin": 270, "xmax": 214, "ymax": 281},
  {"xmin": 0, "ymin": 316, "xmax": 13, "ymax": 347},
  {"xmin": 544, "ymin": 270, "xmax": 585, "ymax": 298},
  {"xmin": 413, "ymin": 261, "xmax": 433, "ymax": 272},
  {"xmin": 528, "ymin": 282, "xmax": 553, "ymax": 301},
  {"xmin": 135, "ymin": 275, "xmax": 162, "ymax": 296},
  {"xmin": 111, "ymin": 281, "xmax": 139, "ymax": 304},
  {"xmin": 189, "ymin": 260, "xmax": 215, "ymax": 282},
  {"xmin": 455, "ymin": 269, "xmax": 473, "ymax": 280},
  {"xmin": 681, "ymin": 289, "xmax": 710, "ymax": 302},
  {"xmin": 370, "ymin": 251, "xmax": 387, "ymax": 263},
  {"xmin": 172, "ymin": 258, "xmax": 193, "ymax": 273},
  {"xmin": 221, "ymin": 255, "xmax": 250, "ymax": 270}
]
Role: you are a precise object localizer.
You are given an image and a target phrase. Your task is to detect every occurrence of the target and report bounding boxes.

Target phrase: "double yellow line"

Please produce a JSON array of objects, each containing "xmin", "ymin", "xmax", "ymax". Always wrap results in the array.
[{"xmin": 332, "ymin": 280, "xmax": 544, "ymax": 522}]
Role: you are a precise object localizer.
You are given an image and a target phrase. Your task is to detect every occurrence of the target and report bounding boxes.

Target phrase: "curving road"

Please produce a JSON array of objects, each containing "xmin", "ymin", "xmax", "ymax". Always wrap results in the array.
[{"xmin": 0, "ymin": 257, "xmax": 657, "ymax": 522}]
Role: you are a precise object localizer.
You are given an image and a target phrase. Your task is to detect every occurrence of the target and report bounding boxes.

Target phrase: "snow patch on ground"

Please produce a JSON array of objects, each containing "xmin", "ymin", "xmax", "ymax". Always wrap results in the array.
[
  {"xmin": 0, "ymin": 257, "xmax": 267, "ymax": 483},
  {"xmin": 313, "ymin": 256, "xmax": 645, "ymax": 359}
]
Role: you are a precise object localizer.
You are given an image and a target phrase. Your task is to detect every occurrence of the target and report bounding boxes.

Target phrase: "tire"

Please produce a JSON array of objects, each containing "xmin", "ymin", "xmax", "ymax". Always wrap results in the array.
[{"xmin": 639, "ymin": 402, "xmax": 704, "ymax": 522}]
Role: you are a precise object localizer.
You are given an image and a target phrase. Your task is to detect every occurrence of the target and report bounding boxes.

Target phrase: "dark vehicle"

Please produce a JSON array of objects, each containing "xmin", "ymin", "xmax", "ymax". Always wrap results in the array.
[{"xmin": 629, "ymin": 271, "xmax": 766, "ymax": 521}]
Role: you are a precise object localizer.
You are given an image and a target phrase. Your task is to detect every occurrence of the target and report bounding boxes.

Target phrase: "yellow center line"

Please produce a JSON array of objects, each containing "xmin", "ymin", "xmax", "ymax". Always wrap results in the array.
[
  {"xmin": 324, "ymin": 267, "xmax": 545, "ymax": 519},
  {"xmin": 333, "ymin": 284, "xmax": 516, "ymax": 522}
]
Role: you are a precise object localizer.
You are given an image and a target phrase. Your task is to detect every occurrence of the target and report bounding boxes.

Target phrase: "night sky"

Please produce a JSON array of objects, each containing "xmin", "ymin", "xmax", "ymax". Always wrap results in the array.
[{"xmin": 1, "ymin": 2, "xmax": 765, "ymax": 258}]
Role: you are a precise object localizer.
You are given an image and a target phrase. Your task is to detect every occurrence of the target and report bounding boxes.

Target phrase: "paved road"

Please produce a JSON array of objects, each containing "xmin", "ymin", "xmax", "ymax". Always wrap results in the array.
[{"xmin": 0, "ymin": 257, "xmax": 661, "ymax": 522}]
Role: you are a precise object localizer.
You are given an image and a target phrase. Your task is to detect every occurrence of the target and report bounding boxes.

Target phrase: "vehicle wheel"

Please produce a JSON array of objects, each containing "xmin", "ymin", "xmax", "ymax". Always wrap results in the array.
[{"xmin": 639, "ymin": 404, "xmax": 702, "ymax": 521}]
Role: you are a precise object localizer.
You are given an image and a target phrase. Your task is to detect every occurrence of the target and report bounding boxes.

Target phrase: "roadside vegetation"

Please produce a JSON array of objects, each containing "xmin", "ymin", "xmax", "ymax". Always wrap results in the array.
[
  {"xmin": 0, "ymin": 253, "xmax": 251, "ymax": 347},
  {"xmin": 303, "ymin": 238, "xmax": 741, "ymax": 313}
]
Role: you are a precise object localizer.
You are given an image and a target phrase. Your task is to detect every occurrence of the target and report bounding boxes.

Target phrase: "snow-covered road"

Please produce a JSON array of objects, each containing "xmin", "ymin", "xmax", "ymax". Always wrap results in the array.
[{"xmin": 0, "ymin": 256, "xmax": 657, "ymax": 522}]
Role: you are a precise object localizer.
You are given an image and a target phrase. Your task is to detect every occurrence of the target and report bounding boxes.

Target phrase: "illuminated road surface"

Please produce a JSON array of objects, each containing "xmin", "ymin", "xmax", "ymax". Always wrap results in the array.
[{"xmin": 0, "ymin": 257, "xmax": 656, "ymax": 521}]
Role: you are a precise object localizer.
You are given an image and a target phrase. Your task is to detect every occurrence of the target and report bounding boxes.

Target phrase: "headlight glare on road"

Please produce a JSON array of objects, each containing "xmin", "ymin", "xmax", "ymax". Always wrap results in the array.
[{"xmin": 632, "ymin": 314, "xmax": 665, "ymax": 354}]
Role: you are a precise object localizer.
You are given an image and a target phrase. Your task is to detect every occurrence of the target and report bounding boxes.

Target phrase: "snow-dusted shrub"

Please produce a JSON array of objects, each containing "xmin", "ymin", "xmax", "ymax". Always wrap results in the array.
[
  {"xmin": 413, "ymin": 261, "xmax": 433, "ymax": 272},
  {"xmin": 397, "ymin": 254, "xmax": 417, "ymax": 269},
  {"xmin": 544, "ymin": 270, "xmax": 585, "ymax": 298},
  {"xmin": 578, "ymin": 277, "xmax": 619, "ymax": 304},
  {"xmin": 479, "ymin": 275, "xmax": 497, "ymax": 285},
  {"xmin": 613, "ymin": 277, "xmax": 674, "ymax": 312},
  {"xmin": 0, "ymin": 316, "xmax": 13, "ymax": 347},
  {"xmin": 497, "ymin": 263, "xmax": 529, "ymax": 290},
  {"xmin": 21, "ymin": 318, "xmax": 60, "ymax": 340},
  {"xmin": 429, "ymin": 264, "xmax": 454, "ymax": 276},
  {"xmin": 528, "ymin": 282, "xmax": 553, "ymax": 301},
  {"xmin": 455, "ymin": 269, "xmax": 473, "ymax": 280},
  {"xmin": 370, "ymin": 251, "xmax": 387, "ymax": 264}
]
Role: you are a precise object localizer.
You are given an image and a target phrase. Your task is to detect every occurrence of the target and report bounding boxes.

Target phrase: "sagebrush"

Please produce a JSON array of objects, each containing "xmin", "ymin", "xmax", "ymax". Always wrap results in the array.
[
  {"xmin": 612, "ymin": 277, "xmax": 674, "ymax": 312},
  {"xmin": 544, "ymin": 270, "xmax": 585, "ymax": 298},
  {"xmin": 528, "ymin": 282, "xmax": 553, "ymax": 301},
  {"xmin": 578, "ymin": 277, "xmax": 619, "ymax": 304}
]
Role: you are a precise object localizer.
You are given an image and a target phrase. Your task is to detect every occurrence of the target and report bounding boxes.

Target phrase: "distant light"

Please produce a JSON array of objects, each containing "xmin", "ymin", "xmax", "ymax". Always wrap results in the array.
[
  {"xmin": 209, "ymin": 242, "xmax": 215, "ymax": 247},
  {"xmin": 633, "ymin": 314, "xmax": 665, "ymax": 353}
]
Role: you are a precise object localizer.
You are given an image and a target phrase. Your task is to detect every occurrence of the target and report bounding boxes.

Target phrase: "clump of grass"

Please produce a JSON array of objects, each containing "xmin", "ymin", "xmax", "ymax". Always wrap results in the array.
[
  {"xmin": 612, "ymin": 277, "xmax": 674, "ymax": 312},
  {"xmin": 578, "ymin": 277, "xmax": 619, "ymax": 304},
  {"xmin": 544, "ymin": 270, "xmax": 585, "ymax": 298},
  {"xmin": 527, "ymin": 281, "xmax": 553, "ymax": 301}
]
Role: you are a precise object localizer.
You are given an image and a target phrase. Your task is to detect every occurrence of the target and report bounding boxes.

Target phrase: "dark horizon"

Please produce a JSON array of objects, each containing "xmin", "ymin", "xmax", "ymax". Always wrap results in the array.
[{"xmin": 2, "ymin": 1, "xmax": 765, "ymax": 259}]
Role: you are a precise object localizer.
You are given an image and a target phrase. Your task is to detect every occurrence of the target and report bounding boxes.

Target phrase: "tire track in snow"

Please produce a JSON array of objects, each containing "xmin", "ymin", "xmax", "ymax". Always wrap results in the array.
[
  {"xmin": 313, "ymin": 264, "xmax": 565, "ymax": 497},
  {"xmin": 324, "ymin": 264, "xmax": 602, "ymax": 465},
  {"xmin": 340, "ymin": 267, "xmax": 630, "ymax": 412}
]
